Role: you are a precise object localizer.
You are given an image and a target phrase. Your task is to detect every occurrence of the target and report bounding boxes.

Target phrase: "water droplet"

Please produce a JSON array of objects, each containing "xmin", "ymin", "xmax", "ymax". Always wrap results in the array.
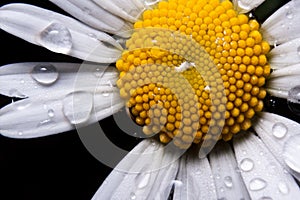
[
  {"xmin": 38, "ymin": 23, "xmax": 72, "ymax": 54},
  {"xmin": 20, "ymin": 79, "xmax": 25, "ymax": 84},
  {"xmin": 195, "ymin": 169, "xmax": 201, "ymax": 175},
  {"xmin": 297, "ymin": 46, "xmax": 300, "ymax": 57},
  {"xmin": 224, "ymin": 176, "xmax": 233, "ymax": 188},
  {"xmin": 144, "ymin": 0, "xmax": 160, "ymax": 6},
  {"xmin": 283, "ymin": 134, "xmax": 300, "ymax": 173},
  {"xmin": 272, "ymin": 122, "xmax": 288, "ymax": 139},
  {"xmin": 240, "ymin": 158, "xmax": 254, "ymax": 172},
  {"xmin": 18, "ymin": 131, "xmax": 23, "ymax": 136},
  {"xmin": 130, "ymin": 192, "xmax": 136, "ymax": 200},
  {"xmin": 48, "ymin": 109, "xmax": 55, "ymax": 118},
  {"xmin": 278, "ymin": 181, "xmax": 289, "ymax": 194},
  {"xmin": 237, "ymin": 0, "xmax": 251, "ymax": 11},
  {"xmin": 242, "ymin": 150, "xmax": 247, "ymax": 155},
  {"xmin": 88, "ymin": 33, "xmax": 97, "ymax": 40},
  {"xmin": 258, "ymin": 197, "xmax": 273, "ymax": 200},
  {"xmin": 9, "ymin": 89, "xmax": 27, "ymax": 98},
  {"xmin": 62, "ymin": 91, "xmax": 94, "ymax": 124},
  {"xmin": 249, "ymin": 178, "xmax": 267, "ymax": 191},
  {"xmin": 215, "ymin": 174, "xmax": 220, "ymax": 180},
  {"xmin": 219, "ymin": 187, "xmax": 225, "ymax": 193},
  {"xmin": 136, "ymin": 173, "xmax": 151, "ymax": 189},
  {"xmin": 82, "ymin": 7, "xmax": 91, "ymax": 15},
  {"xmin": 288, "ymin": 86, "xmax": 300, "ymax": 115},
  {"xmin": 15, "ymin": 101, "xmax": 31, "ymax": 111},
  {"xmin": 286, "ymin": 9, "xmax": 293, "ymax": 19},
  {"xmin": 171, "ymin": 180, "xmax": 183, "ymax": 188},
  {"xmin": 31, "ymin": 64, "xmax": 59, "ymax": 85}
]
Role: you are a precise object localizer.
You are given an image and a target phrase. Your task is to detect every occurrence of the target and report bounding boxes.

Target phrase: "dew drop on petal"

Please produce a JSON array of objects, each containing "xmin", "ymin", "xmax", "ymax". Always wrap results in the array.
[
  {"xmin": 144, "ymin": 0, "xmax": 160, "ymax": 6},
  {"xmin": 136, "ymin": 173, "xmax": 151, "ymax": 189},
  {"xmin": 9, "ymin": 89, "xmax": 27, "ymax": 98},
  {"xmin": 31, "ymin": 64, "xmax": 59, "ymax": 85},
  {"xmin": 283, "ymin": 134, "xmax": 300, "ymax": 173},
  {"xmin": 63, "ymin": 91, "xmax": 94, "ymax": 124},
  {"xmin": 240, "ymin": 158, "xmax": 254, "ymax": 172},
  {"xmin": 224, "ymin": 176, "xmax": 233, "ymax": 188},
  {"xmin": 272, "ymin": 122, "xmax": 288, "ymax": 139},
  {"xmin": 237, "ymin": 0, "xmax": 252, "ymax": 11},
  {"xmin": 48, "ymin": 109, "xmax": 55, "ymax": 118},
  {"xmin": 18, "ymin": 131, "xmax": 23, "ymax": 136},
  {"xmin": 258, "ymin": 197, "xmax": 273, "ymax": 200},
  {"xmin": 249, "ymin": 178, "xmax": 267, "ymax": 191},
  {"xmin": 297, "ymin": 46, "xmax": 300, "ymax": 57},
  {"xmin": 286, "ymin": 9, "xmax": 293, "ymax": 19},
  {"xmin": 171, "ymin": 180, "xmax": 183, "ymax": 188},
  {"xmin": 130, "ymin": 192, "xmax": 136, "ymax": 200},
  {"xmin": 38, "ymin": 23, "xmax": 72, "ymax": 54},
  {"xmin": 287, "ymin": 86, "xmax": 300, "ymax": 115},
  {"xmin": 278, "ymin": 181, "xmax": 289, "ymax": 194}
]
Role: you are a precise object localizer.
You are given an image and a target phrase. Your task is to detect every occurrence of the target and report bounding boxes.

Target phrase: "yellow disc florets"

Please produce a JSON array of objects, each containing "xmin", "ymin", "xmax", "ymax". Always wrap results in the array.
[{"xmin": 116, "ymin": 0, "xmax": 271, "ymax": 149}]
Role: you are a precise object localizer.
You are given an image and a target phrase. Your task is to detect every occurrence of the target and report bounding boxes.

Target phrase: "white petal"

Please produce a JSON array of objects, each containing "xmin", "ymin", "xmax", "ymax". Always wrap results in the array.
[
  {"xmin": 233, "ymin": 133, "xmax": 300, "ymax": 199},
  {"xmin": 92, "ymin": 0, "xmax": 145, "ymax": 22},
  {"xmin": 49, "ymin": 0, "xmax": 132, "ymax": 37},
  {"xmin": 266, "ymin": 64, "xmax": 300, "ymax": 99},
  {"xmin": 0, "ymin": 62, "xmax": 118, "ymax": 99},
  {"xmin": 209, "ymin": 141, "xmax": 250, "ymax": 200},
  {"xmin": 92, "ymin": 139, "xmax": 180, "ymax": 200},
  {"xmin": 261, "ymin": 0, "xmax": 300, "ymax": 45},
  {"xmin": 0, "ymin": 4, "xmax": 122, "ymax": 63},
  {"xmin": 0, "ymin": 62, "xmax": 124, "ymax": 138},
  {"xmin": 269, "ymin": 38, "xmax": 300, "ymax": 68},
  {"xmin": 254, "ymin": 112, "xmax": 300, "ymax": 181},
  {"xmin": 233, "ymin": 0, "xmax": 266, "ymax": 13},
  {"xmin": 173, "ymin": 153, "xmax": 217, "ymax": 200}
]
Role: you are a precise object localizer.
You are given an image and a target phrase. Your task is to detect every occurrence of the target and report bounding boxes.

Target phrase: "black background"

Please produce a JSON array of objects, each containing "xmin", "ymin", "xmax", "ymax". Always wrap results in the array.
[{"xmin": 0, "ymin": 0, "xmax": 297, "ymax": 200}]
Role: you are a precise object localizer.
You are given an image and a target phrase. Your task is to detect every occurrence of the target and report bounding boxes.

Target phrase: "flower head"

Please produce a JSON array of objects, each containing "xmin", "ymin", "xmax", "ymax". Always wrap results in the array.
[{"xmin": 1, "ymin": 0, "xmax": 300, "ymax": 199}]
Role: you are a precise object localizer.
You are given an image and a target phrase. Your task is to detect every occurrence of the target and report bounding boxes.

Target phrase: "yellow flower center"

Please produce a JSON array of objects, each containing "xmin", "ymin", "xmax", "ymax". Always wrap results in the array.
[{"xmin": 116, "ymin": 0, "xmax": 271, "ymax": 149}]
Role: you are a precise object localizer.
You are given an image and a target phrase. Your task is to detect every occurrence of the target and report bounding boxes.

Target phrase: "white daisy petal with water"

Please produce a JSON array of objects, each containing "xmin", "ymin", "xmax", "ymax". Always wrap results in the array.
[
  {"xmin": 209, "ymin": 141, "xmax": 250, "ymax": 200},
  {"xmin": 173, "ymin": 153, "xmax": 217, "ymax": 200},
  {"xmin": 92, "ymin": 139, "xmax": 180, "ymax": 200},
  {"xmin": 233, "ymin": 0, "xmax": 266, "ymax": 13},
  {"xmin": 233, "ymin": 133, "xmax": 300, "ymax": 199},
  {"xmin": 0, "ymin": 4, "xmax": 122, "ymax": 63},
  {"xmin": 92, "ymin": 0, "xmax": 146, "ymax": 22},
  {"xmin": 262, "ymin": 0, "xmax": 300, "ymax": 45},
  {"xmin": 266, "ymin": 64, "xmax": 300, "ymax": 99},
  {"xmin": 254, "ymin": 112, "xmax": 300, "ymax": 181},
  {"xmin": 49, "ymin": 0, "xmax": 133, "ymax": 37},
  {"xmin": 0, "ymin": 62, "xmax": 123, "ymax": 138},
  {"xmin": 269, "ymin": 38, "xmax": 300, "ymax": 68}
]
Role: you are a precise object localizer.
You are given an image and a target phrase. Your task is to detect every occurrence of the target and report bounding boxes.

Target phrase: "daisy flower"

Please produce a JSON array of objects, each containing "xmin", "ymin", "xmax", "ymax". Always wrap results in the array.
[{"xmin": 1, "ymin": 0, "xmax": 300, "ymax": 199}]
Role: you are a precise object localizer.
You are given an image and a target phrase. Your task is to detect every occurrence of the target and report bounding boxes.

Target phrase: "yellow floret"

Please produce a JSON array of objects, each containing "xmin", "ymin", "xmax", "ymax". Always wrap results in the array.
[{"xmin": 115, "ymin": 0, "xmax": 271, "ymax": 149}]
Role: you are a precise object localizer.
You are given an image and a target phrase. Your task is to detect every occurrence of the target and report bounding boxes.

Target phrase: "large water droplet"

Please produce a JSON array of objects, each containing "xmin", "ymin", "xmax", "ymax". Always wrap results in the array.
[
  {"xmin": 136, "ymin": 173, "xmax": 151, "ymax": 189},
  {"xmin": 63, "ymin": 91, "xmax": 94, "ymax": 124},
  {"xmin": 224, "ymin": 176, "xmax": 233, "ymax": 188},
  {"xmin": 283, "ymin": 134, "xmax": 300, "ymax": 173},
  {"xmin": 237, "ymin": 0, "xmax": 252, "ymax": 11},
  {"xmin": 31, "ymin": 64, "xmax": 59, "ymax": 85},
  {"xmin": 287, "ymin": 86, "xmax": 300, "ymax": 115},
  {"xmin": 278, "ymin": 181, "xmax": 289, "ymax": 194},
  {"xmin": 272, "ymin": 122, "xmax": 288, "ymax": 139},
  {"xmin": 38, "ymin": 23, "xmax": 72, "ymax": 54},
  {"xmin": 240, "ymin": 158, "xmax": 254, "ymax": 172},
  {"xmin": 249, "ymin": 178, "xmax": 267, "ymax": 191}
]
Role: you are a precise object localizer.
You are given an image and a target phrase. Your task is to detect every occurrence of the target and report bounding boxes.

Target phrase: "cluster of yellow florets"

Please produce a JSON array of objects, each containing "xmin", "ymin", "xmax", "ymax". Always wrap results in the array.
[{"xmin": 116, "ymin": 0, "xmax": 271, "ymax": 149}]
